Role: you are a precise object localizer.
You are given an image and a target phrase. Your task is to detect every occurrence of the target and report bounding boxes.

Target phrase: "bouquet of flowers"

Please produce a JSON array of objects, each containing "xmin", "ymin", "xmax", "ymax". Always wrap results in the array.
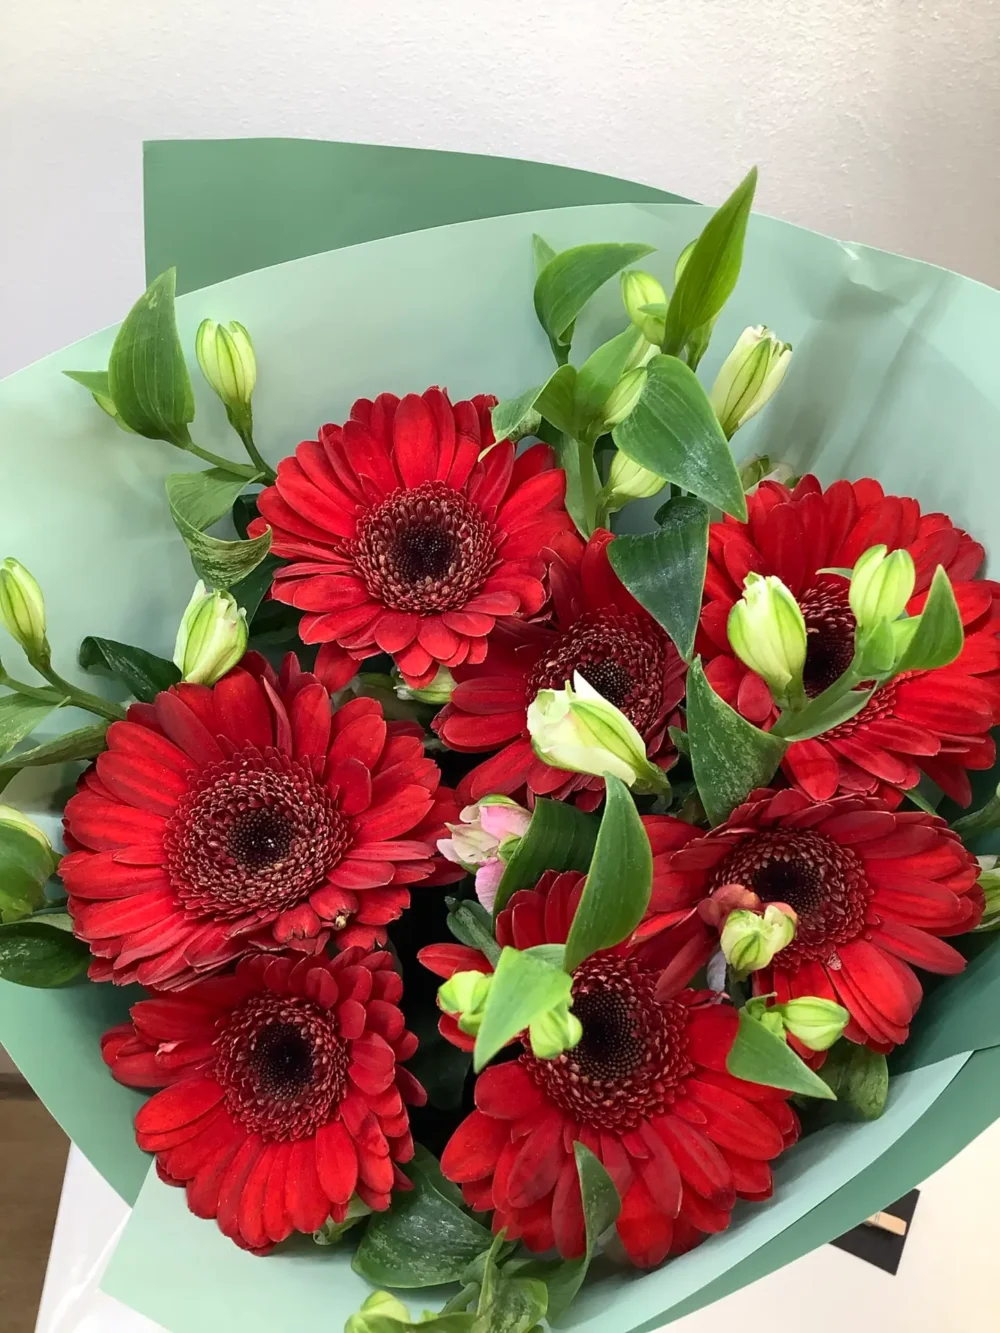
[{"xmin": 1, "ymin": 139, "xmax": 999, "ymax": 1333}]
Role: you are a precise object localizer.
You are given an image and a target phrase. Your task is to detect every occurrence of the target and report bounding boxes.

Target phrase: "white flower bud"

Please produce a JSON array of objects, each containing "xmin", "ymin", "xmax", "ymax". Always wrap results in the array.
[
  {"xmin": 727, "ymin": 573, "xmax": 808, "ymax": 707},
  {"xmin": 778, "ymin": 996, "xmax": 850, "ymax": 1051},
  {"xmin": 173, "ymin": 581, "xmax": 248, "ymax": 685},
  {"xmin": 195, "ymin": 320, "xmax": 257, "ymax": 428},
  {"xmin": 709, "ymin": 326, "xmax": 792, "ymax": 438},
  {"xmin": 0, "ymin": 559, "xmax": 49, "ymax": 664},
  {"xmin": 607, "ymin": 451, "xmax": 667, "ymax": 505},
  {"xmin": 848, "ymin": 545, "xmax": 916, "ymax": 630},
  {"xmin": 721, "ymin": 905, "xmax": 796, "ymax": 976},
  {"xmin": 621, "ymin": 270, "xmax": 667, "ymax": 345}
]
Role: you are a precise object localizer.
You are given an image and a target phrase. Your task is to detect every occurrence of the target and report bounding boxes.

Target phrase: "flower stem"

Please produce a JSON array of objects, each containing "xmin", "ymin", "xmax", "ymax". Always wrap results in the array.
[
  {"xmin": 237, "ymin": 427, "xmax": 276, "ymax": 483},
  {"xmin": 0, "ymin": 673, "xmax": 64, "ymax": 705},
  {"xmin": 181, "ymin": 439, "xmax": 258, "ymax": 480},
  {"xmin": 578, "ymin": 438, "xmax": 598, "ymax": 536},
  {"xmin": 32, "ymin": 665, "xmax": 128, "ymax": 722}
]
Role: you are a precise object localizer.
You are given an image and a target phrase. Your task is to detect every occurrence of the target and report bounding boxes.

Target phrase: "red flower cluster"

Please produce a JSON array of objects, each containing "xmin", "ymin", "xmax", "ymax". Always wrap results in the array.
[
  {"xmin": 251, "ymin": 387, "xmax": 578, "ymax": 689},
  {"xmin": 700, "ymin": 476, "xmax": 1000, "ymax": 804},
  {"xmin": 637, "ymin": 788, "xmax": 983, "ymax": 1051},
  {"xmin": 103, "ymin": 950, "xmax": 424, "ymax": 1252},
  {"xmin": 436, "ymin": 530, "xmax": 687, "ymax": 810},
  {"xmin": 63, "ymin": 653, "xmax": 453, "ymax": 990},
  {"xmin": 423, "ymin": 871, "xmax": 799, "ymax": 1266}
]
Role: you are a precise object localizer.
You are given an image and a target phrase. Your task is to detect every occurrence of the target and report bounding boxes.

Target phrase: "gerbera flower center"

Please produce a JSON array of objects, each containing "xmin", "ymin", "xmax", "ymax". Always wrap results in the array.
[
  {"xmin": 164, "ymin": 747, "xmax": 350, "ymax": 921},
  {"xmin": 527, "ymin": 612, "xmax": 667, "ymax": 732},
  {"xmin": 522, "ymin": 954, "xmax": 693, "ymax": 1131},
  {"xmin": 352, "ymin": 481, "xmax": 499, "ymax": 613},
  {"xmin": 714, "ymin": 830, "xmax": 872, "ymax": 966},
  {"xmin": 798, "ymin": 583, "xmax": 858, "ymax": 696},
  {"xmin": 214, "ymin": 994, "xmax": 348, "ymax": 1140}
]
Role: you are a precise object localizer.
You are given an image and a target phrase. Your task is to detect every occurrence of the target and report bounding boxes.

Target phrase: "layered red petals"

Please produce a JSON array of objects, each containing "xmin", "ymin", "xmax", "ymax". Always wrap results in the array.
[
  {"xmin": 436, "ymin": 530, "xmax": 687, "ymax": 809},
  {"xmin": 636, "ymin": 788, "xmax": 983, "ymax": 1052},
  {"xmin": 250, "ymin": 388, "xmax": 577, "ymax": 688},
  {"xmin": 62, "ymin": 654, "xmax": 452, "ymax": 990},
  {"xmin": 104, "ymin": 950, "xmax": 423, "ymax": 1252},
  {"xmin": 699, "ymin": 475, "xmax": 1000, "ymax": 804}
]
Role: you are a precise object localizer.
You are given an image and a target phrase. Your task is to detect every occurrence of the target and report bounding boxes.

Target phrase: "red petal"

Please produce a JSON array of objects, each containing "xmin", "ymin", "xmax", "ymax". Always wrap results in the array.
[
  {"xmin": 285, "ymin": 1139, "xmax": 332, "ymax": 1233},
  {"xmin": 617, "ymin": 1177, "xmax": 674, "ymax": 1268},
  {"xmin": 315, "ymin": 1119, "xmax": 359, "ymax": 1204},
  {"xmin": 505, "ymin": 1111, "xmax": 566, "ymax": 1209},
  {"xmin": 441, "ymin": 1109, "xmax": 511, "ymax": 1182}
]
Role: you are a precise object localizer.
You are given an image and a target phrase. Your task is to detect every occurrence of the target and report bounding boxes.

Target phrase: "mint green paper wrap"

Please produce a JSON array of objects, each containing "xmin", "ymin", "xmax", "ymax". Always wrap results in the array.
[{"xmin": 1, "ymin": 170, "xmax": 999, "ymax": 1330}]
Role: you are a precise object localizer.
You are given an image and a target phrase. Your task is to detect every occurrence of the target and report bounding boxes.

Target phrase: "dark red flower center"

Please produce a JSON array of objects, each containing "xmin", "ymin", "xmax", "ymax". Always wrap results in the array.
[
  {"xmin": 527, "ymin": 612, "xmax": 667, "ymax": 733},
  {"xmin": 164, "ymin": 747, "xmax": 350, "ymax": 921},
  {"xmin": 521, "ymin": 954, "xmax": 693, "ymax": 1131},
  {"xmin": 352, "ymin": 481, "xmax": 499, "ymax": 613},
  {"xmin": 799, "ymin": 582, "xmax": 857, "ymax": 697},
  {"xmin": 214, "ymin": 993, "xmax": 348, "ymax": 1140},
  {"xmin": 714, "ymin": 830, "xmax": 872, "ymax": 966}
]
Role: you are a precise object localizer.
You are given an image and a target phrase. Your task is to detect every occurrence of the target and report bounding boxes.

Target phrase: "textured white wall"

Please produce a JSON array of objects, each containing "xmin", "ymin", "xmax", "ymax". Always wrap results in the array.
[{"xmin": 2, "ymin": 0, "xmax": 999, "ymax": 377}]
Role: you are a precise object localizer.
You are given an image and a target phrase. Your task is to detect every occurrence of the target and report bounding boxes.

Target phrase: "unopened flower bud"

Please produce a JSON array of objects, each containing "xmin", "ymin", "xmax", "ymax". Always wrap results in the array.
[
  {"xmin": 173, "ymin": 581, "xmax": 248, "ymax": 685},
  {"xmin": 848, "ymin": 545, "xmax": 916, "ymax": 630},
  {"xmin": 0, "ymin": 806, "xmax": 58, "ymax": 876},
  {"xmin": 527, "ymin": 672, "xmax": 669, "ymax": 794},
  {"xmin": 606, "ymin": 451, "xmax": 666, "ymax": 508},
  {"xmin": 195, "ymin": 319, "xmax": 257, "ymax": 431},
  {"xmin": 602, "ymin": 367, "xmax": 647, "ymax": 428},
  {"xmin": 739, "ymin": 454, "xmax": 797, "ymax": 494},
  {"xmin": 778, "ymin": 996, "xmax": 849, "ymax": 1051},
  {"xmin": 709, "ymin": 326, "xmax": 792, "ymax": 439},
  {"xmin": 438, "ymin": 970, "xmax": 492, "ymax": 1036},
  {"xmin": 345, "ymin": 1290, "xmax": 411, "ymax": 1332},
  {"xmin": 0, "ymin": 559, "xmax": 49, "ymax": 664},
  {"xmin": 438, "ymin": 797, "xmax": 531, "ymax": 912},
  {"xmin": 395, "ymin": 665, "xmax": 456, "ymax": 705},
  {"xmin": 727, "ymin": 573, "xmax": 807, "ymax": 706},
  {"xmin": 529, "ymin": 1000, "xmax": 583, "ymax": 1061},
  {"xmin": 721, "ymin": 905, "xmax": 796, "ymax": 976},
  {"xmin": 621, "ymin": 270, "xmax": 667, "ymax": 345}
]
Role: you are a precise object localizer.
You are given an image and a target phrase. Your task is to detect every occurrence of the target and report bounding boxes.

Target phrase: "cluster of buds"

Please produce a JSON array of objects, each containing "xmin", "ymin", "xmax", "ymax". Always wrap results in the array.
[
  {"xmin": 437, "ymin": 962, "xmax": 582, "ymax": 1062},
  {"xmin": 700, "ymin": 882, "xmax": 797, "ymax": 978},
  {"xmin": 173, "ymin": 581, "xmax": 249, "ymax": 685},
  {"xmin": 437, "ymin": 797, "xmax": 530, "ymax": 913},
  {"xmin": 745, "ymin": 994, "xmax": 849, "ymax": 1052}
]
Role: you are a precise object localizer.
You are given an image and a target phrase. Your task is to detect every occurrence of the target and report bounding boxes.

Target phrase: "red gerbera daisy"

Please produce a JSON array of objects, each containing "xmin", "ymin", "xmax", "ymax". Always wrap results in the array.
[
  {"xmin": 249, "ymin": 387, "xmax": 579, "ymax": 690},
  {"xmin": 61, "ymin": 653, "xmax": 453, "ymax": 990},
  {"xmin": 636, "ymin": 787, "xmax": 983, "ymax": 1052},
  {"xmin": 422, "ymin": 869, "xmax": 798, "ymax": 1267},
  {"xmin": 102, "ymin": 949, "xmax": 424, "ymax": 1252},
  {"xmin": 435, "ymin": 531, "xmax": 687, "ymax": 810},
  {"xmin": 699, "ymin": 475, "xmax": 1000, "ymax": 804}
]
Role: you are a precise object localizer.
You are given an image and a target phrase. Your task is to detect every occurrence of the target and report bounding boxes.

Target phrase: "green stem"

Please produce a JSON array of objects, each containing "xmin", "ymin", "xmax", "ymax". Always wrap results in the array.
[
  {"xmin": 0, "ymin": 673, "xmax": 64, "ymax": 705},
  {"xmin": 770, "ymin": 665, "xmax": 862, "ymax": 740},
  {"xmin": 237, "ymin": 427, "xmax": 276, "ymax": 483},
  {"xmin": 34, "ymin": 665, "xmax": 128, "ymax": 722},
  {"xmin": 578, "ymin": 438, "xmax": 598, "ymax": 536},
  {"xmin": 181, "ymin": 439, "xmax": 258, "ymax": 480}
]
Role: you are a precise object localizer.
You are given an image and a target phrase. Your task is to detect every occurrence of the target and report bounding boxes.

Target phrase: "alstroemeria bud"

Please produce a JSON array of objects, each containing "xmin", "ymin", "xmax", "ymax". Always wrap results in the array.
[
  {"xmin": 438, "ymin": 797, "xmax": 531, "ymax": 913},
  {"xmin": 0, "ymin": 806, "xmax": 58, "ymax": 874},
  {"xmin": 848, "ymin": 545, "xmax": 916, "ymax": 630},
  {"xmin": 738, "ymin": 454, "xmax": 797, "ymax": 494},
  {"xmin": 438, "ymin": 970, "xmax": 492, "ymax": 1036},
  {"xmin": 727, "ymin": 573, "xmax": 807, "ymax": 707},
  {"xmin": 173, "ymin": 581, "xmax": 249, "ymax": 685},
  {"xmin": 778, "ymin": 996, "xmax": 849, "ymax": 1051},
  {"xmin": 345, "ymin": 1290, "xmax": 411, "ymax": 1332},
  {"xmin": 195, "ymin": 319, "xmax": 257, "ymax": 431},
  {"xmin": 0, "ymin": 559, "xmax": 49, "ymax": 665},
  {"xmin": 602, "ymin": 367, "xmax": 647, "ymax": 428},
  {"xmin": 527, "ymin": 672, "xmax": 669, "ymax": 793},
  {"xmin": 606, "ymin": 450, "xmax": 666, "ymax": 508},
  {"xmin": 709, "ymin": 326, "xmax": 792, "ymax": 439},
  {"xmin": 721, "ymin": 905, "xmax": 796, "ymax": 976},
  {"xmin": 528, "ymin": 1000, "xmax": 583, "ymax": 1061},
  {"xmin": 395, "ymin": 665, "xmax": 456, "ymax": 705},
  {"xmin": 621, "ymin": 270, "xmax": 667, "ymax": 344}
]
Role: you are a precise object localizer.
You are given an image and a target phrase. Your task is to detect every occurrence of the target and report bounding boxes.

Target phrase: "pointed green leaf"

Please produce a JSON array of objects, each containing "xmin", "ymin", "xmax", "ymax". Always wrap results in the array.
[
  {"xmin": 534, "ymin": 242, "xmax": 655, "ymax": 355},
  {"xmin": 815, "ymin": 1039, "xmax": 889, "ymax": 1119},
  {"xmin": 107, "ymin": 268, "xmax": 195, "ymax": 444},
  {"xmin": 446, "ymin": 898, "xmax": 501, "ymax": 967},
  {"xmin": 563, "ymin": 775, "xmax": 652, "ymax": 972},
  {"xmin": 0, "ymin": 723, "xmax": 109, "ymax": 793},
  {"xmin": 491, "ymin": 386, "xmax": 544, "ymax": 444},
  {"xmin": 0, "ymin": 919, "xmax": 90, "ymax": 987},
  {"xmin": 542, "ymin": 1145, "xmax": 621, "ymax": 1323},
  {"xmin": 608, "ymin": 497, "xmax": 709, "ymax": 661},
  {"xmin": 574, "ymin": 327, "xmax": 646, "ymax": 431},
  {"xmin": 896, "ymin": 565, "xmax": 964, "ymax": 673},
  {"xmin": 494, "ymin": 799, "xmax": 599, "ymax": 918},
  {"xmin": 727, "ymin": 1008, "xmax": 835, "ymax": 1099},
  {"xmin": 0, "ymin": 696, "xmax": 64, "ymax": 760},
  {"xmin": 473, "ymin": 947, "xmax": 572, "ymax": 1072},
  {"xmin": 686, "ymin": 657, "xmax": 787, "ymax": 825},
  {"xmin": 612, "ymin": 355, "xmax": 746, "ymax": 519},
  {"xmin": 534, "ymin": 365, "xmax": 579, "ymax": 438},
  {"xmin": 662, "ymin": 168, "xmax": 758, "ymax": 357},
  {"xmin": 166, "ymin": 471, "xmax": 271, "ymax": 589},
  {"xmin": 774, "ymin": 686, "xmax": 875, "ymax": 743},
  {"xmin": 166, "ymin": 468, "xmax": 256, "ymax": 531},
  {"xmin": 532, "ymin": 233, "xmax": 556, "ymax": 276},
  {"xmin": 63, "ymin": 369, "xmax": 112, "ymax": 396},
  {"xmin": 79, "ymin": 637, "xmax": 180, "ymax": 703}
]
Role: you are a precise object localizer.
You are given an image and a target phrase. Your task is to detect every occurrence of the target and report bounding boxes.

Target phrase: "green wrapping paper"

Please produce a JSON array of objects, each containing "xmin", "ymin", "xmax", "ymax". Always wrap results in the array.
[{"xmin": 0, "ymin": 138, "xmax": 996, "ymax": 1329}]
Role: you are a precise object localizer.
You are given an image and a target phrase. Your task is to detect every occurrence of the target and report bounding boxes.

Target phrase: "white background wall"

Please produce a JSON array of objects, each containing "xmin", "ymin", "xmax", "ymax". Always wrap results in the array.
[{"xmin": 3, "ymin": 0, "xmax": 999, "ymax": 379}]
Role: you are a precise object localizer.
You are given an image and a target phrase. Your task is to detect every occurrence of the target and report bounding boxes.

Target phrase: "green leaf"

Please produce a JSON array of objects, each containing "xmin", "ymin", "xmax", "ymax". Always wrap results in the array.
[
  {"xmin": 64, "ymin": 369, "xmax": 112, "ymax": 396},
  {"xmin": 352, "ymin": 1147, "xmax": 492, "ymax": 1289},
  {"xmin": 476, "ymin": 1276, "xmax": 548, "ymax": 1333},
  {"xmin": 541, "ymin": 1144, "xmax": 621, "ymax": 1323},
  {"xmin": 0, "ymin": 825, "xmax": 55, "ymax": 921},
  {"xmin": 0, "ymin": 919, "xmax": 90, "ymax": 987},
  {"xmin": 534, "ymin": 365, "xmax": 579, "ymax": 438},
  {"xmin": 404, "ymin": 1009, "xmax": 472, "ymax": 1111},
  {"xmin": 534, "ymin": 243, "xmax": 655, "ymax": 356},
  {"xmin": 493, "ymin": 799, "xmax": 599, "ymax": 918},
  {"xmin": 608, "ymin": 497, "xmax": 709, "ymax": 661},
  {"xmin": 686, "ymin": 658, "xmax": 787, "ymax": 825},
  {"xmin": 896, "ymin": 566, "xmax": 964, "ymax": 673},
  {"xmin": 0, "ymin": 696, "xmax": 64, "ymax": 760},
  {"xmin": 473, "ymin": 947, "xmax": 572, "ymax": 1072},
  {"xmin": 0, "ymin": 723, "xmax": 109, "ymax": 793},
  {"xmin": 775, "ymin": 686, "xmax": 876, "ymax": 743},
  {"xmin": 662, "ymin": 168, "xmax": 758, "ymax": 357},
  {"xmin": 492, "ymin": 386, "xmax": 544, "ymax": 444},
  {"xmin": 816, "ymin": 1040, "xmax": 889, "ymax": 1119},
  {"xmin": 166, "ymin": 468, "xmax": 257, "ymax": 531},
  {"xmin": 563, "ymin": 775, "xmax": 652, "ymax": 973},
  {"xmin": 553, "ymin": 432, "xmax": 593, "ymax": 539},
  {"xmin": 574, "ymin": 328, "xmax": 646, "ymax": 434},
  {"xmin": 532, "ymin": 233, "xmax": 556, "ymax": 276},
  {"xmin": 611, "ymin": 355, "xmax": 746, "ymax": 520},
  {"xmin": 167, "ymin": 474, "xmax": 272, "ymax": 590},
  {"xmin": 446, "ymin": 898, "xmax": 501, "ymax": 967},
  {"xmin": 230, "ymin": 554, "xmax": 282, "ymax": 624},
  {"xmin": 79, "ymin": 636, "xmax": 180, "ymax": 703},
  {"xmin": 727, "ymin": 1008, "xmax": 836, "ymax": 1099},
  {"xmin": 107, "ymin": 268, "xmax": 195, "ymax": 444}
]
